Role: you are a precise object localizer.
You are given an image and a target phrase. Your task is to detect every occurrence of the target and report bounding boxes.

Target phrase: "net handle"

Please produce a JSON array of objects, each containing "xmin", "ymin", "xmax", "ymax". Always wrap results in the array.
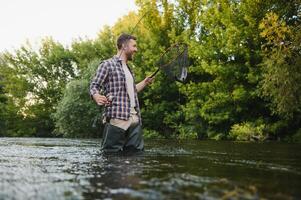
[{"xmin": 150, "ymin": 68, "xmax": 160, "ymax": 78}]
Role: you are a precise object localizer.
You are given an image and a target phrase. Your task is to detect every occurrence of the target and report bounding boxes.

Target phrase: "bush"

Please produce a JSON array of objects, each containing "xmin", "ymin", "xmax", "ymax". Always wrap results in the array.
[
  {"xmin": 52, "ymin": 60, "xmax": 103, "ymax": 138},
  {"xmin": 229, "ymin": 121, "xmax": 267, "ymax": 141},
  {"xmin": 143, "ymin": 129, "xmax": 164, "ymax": 139},
  {"xmin": 52, "ymin": 78, "xmax": 101, "ymax": 138},
  {"xmin": 177, "ymin": 125, "xmax": 198, "ymax": 139},
  {"xmin": 291, "ymin": 129, "xmax": 301, "ymax": 143}
]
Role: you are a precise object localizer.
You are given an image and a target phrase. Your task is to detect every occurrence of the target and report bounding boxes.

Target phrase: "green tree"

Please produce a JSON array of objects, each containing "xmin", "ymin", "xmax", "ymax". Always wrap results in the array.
[
  {"xmin": 1, "ymin": 38, "xmax": 76, "ymax": 136},
  {"xmin": 52, "ymin": 60, "xmax": 100, "ymax": 137},
  {"xmin": 153, "ymin": 0, "xmax": 301, "ymax": 140},
  {"xmin": 52, "ymin": 28, "xmax": 117, "ymax": 137},
  {"xmin": 259, "ymin": 12, "xmax": 301, "ymax": 119},
  {"xmin": 71, "ymin": 26, "xmax": 115, "ymax": 71},
  {"xmin": 2, "ymin": 0, "xmax": 300, "ymax": 140},
  {"xmin": 0, "ymin": 73, "xmax": 7, "ymax": 136},
  {"xmin": 132, "ymin": 0, "xmax": 188, "ymax": 137}
]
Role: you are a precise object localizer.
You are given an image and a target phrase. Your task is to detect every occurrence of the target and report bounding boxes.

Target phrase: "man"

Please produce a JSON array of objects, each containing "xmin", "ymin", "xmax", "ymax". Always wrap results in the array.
[{"xmin": 90, "ymin": 33, "xmax": 153, "ymax": 153}]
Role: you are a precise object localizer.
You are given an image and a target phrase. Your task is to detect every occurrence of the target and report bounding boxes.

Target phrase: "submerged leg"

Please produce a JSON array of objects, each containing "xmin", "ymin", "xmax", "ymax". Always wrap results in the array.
[
  {"xmin": 101, "ymin": 123, "xmax": 126, "ymax": 153},
  {"xmin": 123, "ymin": 124, "xmax": 144, "ymax": 152}
]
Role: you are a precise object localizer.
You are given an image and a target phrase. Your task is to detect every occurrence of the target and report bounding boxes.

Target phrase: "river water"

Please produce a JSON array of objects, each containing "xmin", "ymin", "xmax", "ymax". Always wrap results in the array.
[{"xmin": 0, "ymin": 138, "xmax": 300, "ymax": 200}]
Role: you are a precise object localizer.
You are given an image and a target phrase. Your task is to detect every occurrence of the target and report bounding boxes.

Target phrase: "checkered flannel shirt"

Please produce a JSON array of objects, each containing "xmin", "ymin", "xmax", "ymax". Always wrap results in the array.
[{"xmin": 90, "ymin": 56, "xmax": 141, "ymax": 121}]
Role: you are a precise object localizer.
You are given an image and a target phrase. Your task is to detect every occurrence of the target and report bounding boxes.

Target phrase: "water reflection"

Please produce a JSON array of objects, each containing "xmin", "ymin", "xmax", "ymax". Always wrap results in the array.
[
  {"xmin": 82, "ymin": 153, "xmax": 146, "ymax": 199},
  {"xmin": 0, "ymin": 138, "xmax": 300, "ymax": 199}
]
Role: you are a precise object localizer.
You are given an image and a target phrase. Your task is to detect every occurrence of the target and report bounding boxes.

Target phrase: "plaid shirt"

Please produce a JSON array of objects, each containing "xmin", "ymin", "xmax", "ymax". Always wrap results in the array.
[{"xmin": 90, "ymin": 56, "xmax": 141, "ymax": 121}]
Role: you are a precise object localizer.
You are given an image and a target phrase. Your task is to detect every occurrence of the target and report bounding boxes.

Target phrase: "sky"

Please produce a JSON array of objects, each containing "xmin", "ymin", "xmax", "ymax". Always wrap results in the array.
[{"xmin": 0, "ymin": 0, "xmax": 137, "ymax": 52}]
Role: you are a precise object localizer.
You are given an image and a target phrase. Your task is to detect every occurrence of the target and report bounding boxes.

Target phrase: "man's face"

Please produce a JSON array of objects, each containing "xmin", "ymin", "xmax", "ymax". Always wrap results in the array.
[{"xmin": 124, "ymin": 39, "xmax": 137, "ymax": 61}]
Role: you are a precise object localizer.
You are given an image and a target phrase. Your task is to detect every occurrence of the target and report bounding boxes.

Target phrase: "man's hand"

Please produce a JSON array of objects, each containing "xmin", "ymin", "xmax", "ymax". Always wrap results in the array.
[
  {"xmin": 136, "ymin": 76, "xmax": 154, "ymax": 92},
  {"xmin": 144, "ymin": 76, "xmax": 154, "ymax": 86},
  {"xmin": 92, "ymin": 94, "xmax": 111, "ymax": 106}
]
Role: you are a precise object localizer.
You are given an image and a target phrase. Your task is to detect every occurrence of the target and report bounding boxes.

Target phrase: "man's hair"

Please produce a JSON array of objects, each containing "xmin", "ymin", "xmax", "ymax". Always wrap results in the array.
[{"xmin": 117, "ymin": 33, "xmax": 137, "ymax": 50}]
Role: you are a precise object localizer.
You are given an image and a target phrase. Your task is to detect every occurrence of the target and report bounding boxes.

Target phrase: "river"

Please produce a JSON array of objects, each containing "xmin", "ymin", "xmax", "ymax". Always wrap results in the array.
[{"xmin": 0, "ymin": 138, "xmax": 300, "ymax": 199}]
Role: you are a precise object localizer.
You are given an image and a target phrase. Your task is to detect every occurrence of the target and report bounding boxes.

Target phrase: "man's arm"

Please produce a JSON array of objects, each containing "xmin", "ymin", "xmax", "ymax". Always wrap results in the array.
[
  {"xmin": 90, "ymin": 62, "xmax": 110, "ymax": 105},
  {"xmin": 136, "ymin": 77, "xmax": 154, "ymax": 93}
]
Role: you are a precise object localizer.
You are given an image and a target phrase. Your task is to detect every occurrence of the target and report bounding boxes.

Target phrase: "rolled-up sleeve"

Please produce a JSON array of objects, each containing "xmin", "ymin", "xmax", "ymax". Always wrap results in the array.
[{"xmin": 89, "ymin": 62, "xmax": 109, "ymax": 97}]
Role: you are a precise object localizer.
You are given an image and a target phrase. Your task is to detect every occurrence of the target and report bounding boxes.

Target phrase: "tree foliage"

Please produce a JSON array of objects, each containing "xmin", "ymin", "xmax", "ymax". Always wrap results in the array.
[
  {"xmin": 51, "ymin": 62, "xmax": 100, "ymax": 137},
  {"xmin": 0, "ymin": 0, "xmax": 300, "ymax": 141},
  {"xmin": 259, "ymin": 12, "xmax": 301, "ymax": 119}
]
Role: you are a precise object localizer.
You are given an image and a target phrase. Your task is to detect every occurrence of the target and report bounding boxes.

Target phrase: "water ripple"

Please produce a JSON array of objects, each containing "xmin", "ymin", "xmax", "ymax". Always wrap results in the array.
[{"xmin": 0, "ymin": 138, "xmax": 300, "ymax": 200}]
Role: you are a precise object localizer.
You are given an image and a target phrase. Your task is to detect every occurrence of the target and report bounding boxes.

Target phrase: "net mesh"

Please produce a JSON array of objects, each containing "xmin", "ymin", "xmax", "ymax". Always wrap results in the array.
[{"xmin": 157, "ymin": 43, "xmax": 189, "ymax": 83}]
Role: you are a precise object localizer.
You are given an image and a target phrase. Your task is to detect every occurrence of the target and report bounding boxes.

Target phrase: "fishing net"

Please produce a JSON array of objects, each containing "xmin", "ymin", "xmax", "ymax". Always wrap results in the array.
[{"xmin": 151, "ymin": 43, "xmax": 189, "ymax": 83}]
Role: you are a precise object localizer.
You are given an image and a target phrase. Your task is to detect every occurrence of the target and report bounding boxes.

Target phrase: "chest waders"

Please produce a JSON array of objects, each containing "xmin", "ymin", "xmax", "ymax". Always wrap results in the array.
[{"xmin": 101, "ymin": 122, "xmax": 144, "ymax": 153}]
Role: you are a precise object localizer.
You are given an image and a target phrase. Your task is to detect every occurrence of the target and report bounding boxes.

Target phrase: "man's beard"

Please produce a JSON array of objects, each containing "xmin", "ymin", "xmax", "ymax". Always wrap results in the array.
[{"xmin": 126, "ymin": 51, "xmax": 134, "ymax": 61}]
